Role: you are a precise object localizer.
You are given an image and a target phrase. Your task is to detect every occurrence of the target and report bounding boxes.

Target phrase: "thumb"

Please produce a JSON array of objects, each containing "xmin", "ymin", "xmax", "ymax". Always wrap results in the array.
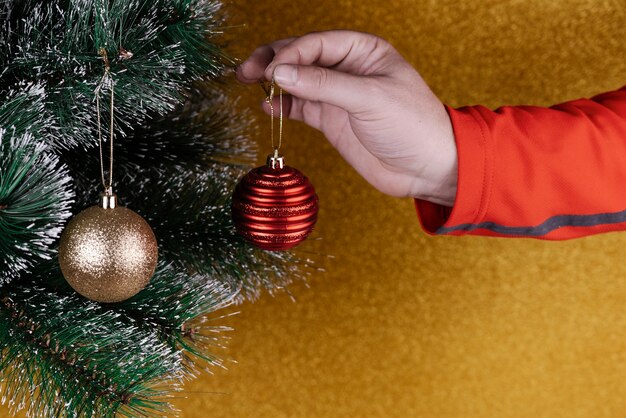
[{"xmin": 272, "ymin": 64, "xmax": 372, "ymax": 113}]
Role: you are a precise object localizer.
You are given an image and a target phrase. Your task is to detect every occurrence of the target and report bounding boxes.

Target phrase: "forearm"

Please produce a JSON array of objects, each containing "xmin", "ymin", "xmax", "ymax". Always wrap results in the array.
[{"xmin": 415, "ymin": 86, "xmax": 626, "ymax": 240}]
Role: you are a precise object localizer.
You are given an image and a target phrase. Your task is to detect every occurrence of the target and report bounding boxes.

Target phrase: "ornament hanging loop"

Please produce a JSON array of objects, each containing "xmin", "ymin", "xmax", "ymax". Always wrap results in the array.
[
  {"xmin": 261, "ymin": 77, "xmax": 285, "ymax": 169},
  {"xmin": 267, "ymin": 148, "xmax": 285, "ymax": 169},
  {"xmin": 100, "ymin": 191, "xmax": 117, "ymax": 209},
  {"xmin": 95, "ymin": 48, "xmax": 116, "ymax": 197}
]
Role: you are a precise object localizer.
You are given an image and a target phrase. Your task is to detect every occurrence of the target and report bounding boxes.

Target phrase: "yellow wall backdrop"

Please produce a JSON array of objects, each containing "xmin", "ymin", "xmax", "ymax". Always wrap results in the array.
[
  {"xmin": 172, "ymin": 1, "xmax": 625, "ymax": 417},
  {"xmin": 3, "ymin": 1, "xmax": 625, "ymax": 417}
]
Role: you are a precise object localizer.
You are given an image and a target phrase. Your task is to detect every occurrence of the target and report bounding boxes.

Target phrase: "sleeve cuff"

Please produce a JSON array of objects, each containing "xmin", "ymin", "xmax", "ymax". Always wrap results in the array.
[{"xmin": 414, "ymin": 105, "xmax": 494, "ymax": 236}]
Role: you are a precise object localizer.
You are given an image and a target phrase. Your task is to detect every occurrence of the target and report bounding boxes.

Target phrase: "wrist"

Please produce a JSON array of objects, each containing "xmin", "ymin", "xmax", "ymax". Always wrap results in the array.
[
  {"xmin": 412, "ymin": 168, "xmax": 457, "ymax": 207},
  {"xmin": 412, "ymin": 111, "xmax": 458, "ymax": 207}
]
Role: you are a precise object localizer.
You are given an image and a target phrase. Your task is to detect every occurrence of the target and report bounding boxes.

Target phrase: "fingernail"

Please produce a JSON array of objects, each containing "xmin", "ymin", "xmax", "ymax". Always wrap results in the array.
[{"xmin": 273, "ymin": 64, "xmax": 297, "ymax": 86}]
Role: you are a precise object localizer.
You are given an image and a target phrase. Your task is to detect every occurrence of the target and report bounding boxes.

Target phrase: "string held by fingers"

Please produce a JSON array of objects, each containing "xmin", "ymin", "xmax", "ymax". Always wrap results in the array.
[{"xmin": 259, "ymin": 78, "xmax": 283, "ymax": 152}]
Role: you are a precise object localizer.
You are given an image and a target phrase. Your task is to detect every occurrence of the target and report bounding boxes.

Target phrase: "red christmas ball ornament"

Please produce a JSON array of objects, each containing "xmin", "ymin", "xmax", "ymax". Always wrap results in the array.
[{"xmin": 232, "ymin": 152, "xmax": 319, "ymax": 251}]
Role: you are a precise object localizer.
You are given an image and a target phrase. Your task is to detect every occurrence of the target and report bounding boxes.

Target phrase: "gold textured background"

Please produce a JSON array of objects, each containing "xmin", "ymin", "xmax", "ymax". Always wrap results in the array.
[
  {"xmin": 174, "ymin": 1, "xmax": 626, "ymax": 417},
  {"xmin": 3, "ymin": 1, "xmax": 625, "ymax": 417}
]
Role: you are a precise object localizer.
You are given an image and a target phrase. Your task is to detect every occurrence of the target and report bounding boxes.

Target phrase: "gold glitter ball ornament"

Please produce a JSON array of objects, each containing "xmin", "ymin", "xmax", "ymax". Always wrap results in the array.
[{"xmin": 58, "ymin": 194, "xmax": 158, "ymax": 303}]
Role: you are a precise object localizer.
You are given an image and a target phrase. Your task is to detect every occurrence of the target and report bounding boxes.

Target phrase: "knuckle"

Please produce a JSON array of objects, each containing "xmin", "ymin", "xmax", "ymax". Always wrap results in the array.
[
  {"xmin": 311, "ymin": 67, "xmax": 330, "ymax": 89},
  {"xmin": 362, "ymin": 32, "xmax": 391, "ymax": 52}
]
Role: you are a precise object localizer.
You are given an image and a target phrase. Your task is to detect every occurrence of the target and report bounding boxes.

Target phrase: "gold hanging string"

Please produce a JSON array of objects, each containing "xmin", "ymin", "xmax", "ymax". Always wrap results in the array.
[
  {"xmin": 261, "ymin": 78, "xmax": 283, "ymax": 152},
  {"xmin": 95, "ymin": 48, "xmax": 115, "ymax": 194}
]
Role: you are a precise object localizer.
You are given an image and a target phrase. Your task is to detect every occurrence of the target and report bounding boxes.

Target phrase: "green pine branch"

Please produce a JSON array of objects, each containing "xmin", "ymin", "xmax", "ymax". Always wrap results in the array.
[
  {"xmin": 0, "ymin": 129, "xmax": 74, "ymax": 285},
  {"xmin": 0, "ymin": 284, "xmax": 182, "ymax": 417},
  {"xmin": 0, "ymin": 83, "xmax": 55, "ymax": 140},
  {"xmin": 62, "ymin": 84, "xmax": 257, "ymax": 195},
  {"xmin": 1, "ymin": 259, "xmax": 236, "ymax": 417},
  {"xmin": 118, "ymin": 261, "xmax": 236, "ymax": 368},
  {"xmin": 1, "ymin": 0, "xmax": 234, "ymax": 151},
  {"xmin": 0, "ymin": 0, "xmax": 314, "ymax": 416}
]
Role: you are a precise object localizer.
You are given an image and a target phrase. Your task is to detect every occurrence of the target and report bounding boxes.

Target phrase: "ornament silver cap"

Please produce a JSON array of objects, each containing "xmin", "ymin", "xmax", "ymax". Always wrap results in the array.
[
  {"xmin": 100, "ymin": 187, "xmax": 117, "ymax": 209},
  {"xmin": 266, "ymin": 149, "xmax": 285, "ymax": 169}
]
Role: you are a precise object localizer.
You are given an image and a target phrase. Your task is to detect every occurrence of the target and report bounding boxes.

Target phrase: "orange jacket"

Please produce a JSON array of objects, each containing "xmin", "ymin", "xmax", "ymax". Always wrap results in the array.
[{"xmin": 415, "ymin": 86, "xmax": 626, "ymax": 240}]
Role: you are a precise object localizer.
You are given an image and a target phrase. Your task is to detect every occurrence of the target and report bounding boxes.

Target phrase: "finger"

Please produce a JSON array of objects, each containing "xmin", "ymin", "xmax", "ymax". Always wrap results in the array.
[
  {"xmin": 264, "ymin": 30, "xmax": 391, "ymax": 79},
  {"xmin": 236, "ymin": 37, "xmax": 296, "ymax": 83},
  {"xmin": 270, "ymin": 64, "xmax": 376, "ymax": 113}
]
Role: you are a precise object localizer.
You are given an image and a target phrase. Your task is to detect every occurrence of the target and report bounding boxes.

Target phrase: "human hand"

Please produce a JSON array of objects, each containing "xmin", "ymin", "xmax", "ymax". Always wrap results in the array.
[{"xmin": 236, "ymin": 30, "xmax": 458, "ymax": 207}]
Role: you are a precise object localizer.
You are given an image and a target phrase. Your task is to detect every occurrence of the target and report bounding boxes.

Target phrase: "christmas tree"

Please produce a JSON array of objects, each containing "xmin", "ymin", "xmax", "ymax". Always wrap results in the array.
[{"xmin": 0, "ymin": 0, "xmax": 309, "ymax": 416}]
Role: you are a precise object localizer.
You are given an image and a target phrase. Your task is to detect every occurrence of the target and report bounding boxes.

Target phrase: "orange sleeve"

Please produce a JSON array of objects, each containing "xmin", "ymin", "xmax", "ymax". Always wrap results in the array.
[{"xmin": 414, "ymin": 86, "xmax": 626, "ymax": 240}]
